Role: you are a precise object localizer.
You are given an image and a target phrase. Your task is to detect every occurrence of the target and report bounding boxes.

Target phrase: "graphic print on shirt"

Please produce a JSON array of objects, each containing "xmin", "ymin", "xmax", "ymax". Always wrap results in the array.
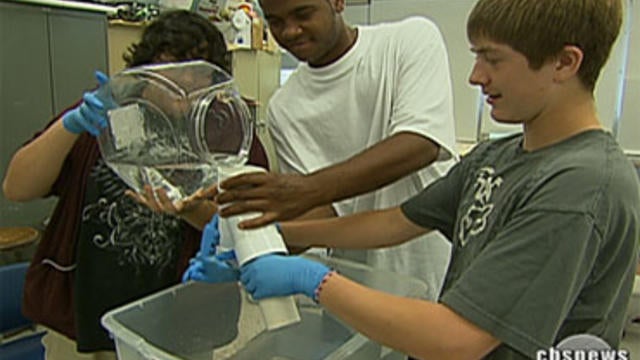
[
  {"xmin": 458, "ymin": 167, "xmax": 503, "ymax": 247},
  {"xmin": 81, "ymin": 159, "xmax": 182, "ymax": 269}
]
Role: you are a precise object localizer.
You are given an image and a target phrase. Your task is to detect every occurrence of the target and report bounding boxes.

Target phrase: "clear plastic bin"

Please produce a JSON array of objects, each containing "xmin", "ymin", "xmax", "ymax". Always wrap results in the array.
[{"xmin": 101, "ymin": 254, "xmax": 427, "ymax": 360}]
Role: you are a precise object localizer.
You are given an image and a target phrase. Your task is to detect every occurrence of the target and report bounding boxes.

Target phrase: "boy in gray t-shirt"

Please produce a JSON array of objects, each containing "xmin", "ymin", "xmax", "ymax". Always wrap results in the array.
[
  {"xmin": 194, "ymin": 0, "xmax": 640, "ymax": 358},
  {"xmin": 400, "ymin": 129, "xmax": 638, "ymax": 358}
]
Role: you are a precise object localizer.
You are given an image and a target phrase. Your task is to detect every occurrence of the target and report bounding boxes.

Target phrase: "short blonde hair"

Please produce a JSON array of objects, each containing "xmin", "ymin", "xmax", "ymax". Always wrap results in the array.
[{"xmin": 467, "ymin": 0, "xmax": 622, "ymax": 91}]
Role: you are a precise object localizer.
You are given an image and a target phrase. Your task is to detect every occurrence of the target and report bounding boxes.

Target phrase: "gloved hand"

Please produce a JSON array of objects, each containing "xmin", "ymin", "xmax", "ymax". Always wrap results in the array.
[
  {"xmin": 240, "ymin": 254, "xmax": 330, "ymax": 300},
  {"xmin": 183, "ymin": 250, "xmax": 239, "ymax": 283},
  {"xmin": 182, "ymin": 214, "xmax": 240, "ymax": 283},
  {"xmin": 62, "ymin": 71, "xmax": 111, "ymax": 136}
]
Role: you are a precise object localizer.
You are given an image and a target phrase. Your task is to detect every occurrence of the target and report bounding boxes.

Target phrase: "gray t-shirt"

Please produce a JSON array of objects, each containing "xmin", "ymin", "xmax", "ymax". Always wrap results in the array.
[{"xmin": 401, "ymin": 130, "xmax": 640, "ymax": 359}]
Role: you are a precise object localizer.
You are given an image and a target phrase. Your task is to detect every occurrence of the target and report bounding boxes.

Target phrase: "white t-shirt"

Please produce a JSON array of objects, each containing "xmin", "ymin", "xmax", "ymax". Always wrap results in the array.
[{"xmin": 268, "ymin": 17, "xmax": 457, "ymax": 300}]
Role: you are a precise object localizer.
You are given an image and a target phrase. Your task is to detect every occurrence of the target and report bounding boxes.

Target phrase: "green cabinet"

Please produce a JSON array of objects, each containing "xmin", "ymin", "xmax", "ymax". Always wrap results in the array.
[{"xmin": 0, "ymin": 1, "xmax": 108, "ymax": 227}]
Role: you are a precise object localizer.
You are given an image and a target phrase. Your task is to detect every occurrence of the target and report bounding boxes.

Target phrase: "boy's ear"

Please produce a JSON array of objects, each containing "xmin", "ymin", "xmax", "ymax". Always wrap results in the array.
[
  {"xmin": 553, "ymin": 45, "xmax": 584, "ymax": 83},
  {"xmin": 331, "ymin": 0, "xmax": 346, "ymax": 13}
]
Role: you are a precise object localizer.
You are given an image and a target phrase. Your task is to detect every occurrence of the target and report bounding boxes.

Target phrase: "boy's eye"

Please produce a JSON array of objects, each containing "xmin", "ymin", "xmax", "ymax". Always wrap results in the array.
[
  {"xmin": 481, "ymin": 55, "xmax": 501, "ymax": 66},
  {"xmin": 294, "ymin": 8, "xmax": 314, "ymax": 21}
]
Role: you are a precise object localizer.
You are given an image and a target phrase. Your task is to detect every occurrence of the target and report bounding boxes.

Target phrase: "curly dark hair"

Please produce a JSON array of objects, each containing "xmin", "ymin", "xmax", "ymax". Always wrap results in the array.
[{"xmin": 123, "ymin": 10, "xmax": 231, "ymax": 73}]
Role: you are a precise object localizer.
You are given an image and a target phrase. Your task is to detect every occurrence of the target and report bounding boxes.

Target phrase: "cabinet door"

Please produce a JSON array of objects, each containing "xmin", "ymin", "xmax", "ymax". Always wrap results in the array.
[
  {"xmin": 107, "ymin": 23, "xmax": 144, "ymax": 75},
  {"xmin": 49, "ymin": 7, "xmax": 108, "ymax": 115},
  {"xmin": 232, "ymin": 50, "xmax": 281, "ymax": 170},
  {"xmin": 0, "ymin": 2, "xmax": 58, "ymax": 228}
]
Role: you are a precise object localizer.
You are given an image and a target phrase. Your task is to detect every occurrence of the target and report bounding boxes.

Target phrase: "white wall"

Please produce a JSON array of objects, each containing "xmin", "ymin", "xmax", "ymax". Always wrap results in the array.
[
  {"xmin": 618, "ymin": 0, "xmax": 640, "ymax": 155},
  {"xmin": 344, "ymin": 3, "xmax": 369, "ymax": 25}
]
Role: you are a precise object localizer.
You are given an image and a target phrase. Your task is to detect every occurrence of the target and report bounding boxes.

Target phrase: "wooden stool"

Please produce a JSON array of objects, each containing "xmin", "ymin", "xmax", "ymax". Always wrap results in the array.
[{"xmin": 0, "ymin": 227, "xmax": 39, "ymax": 251}]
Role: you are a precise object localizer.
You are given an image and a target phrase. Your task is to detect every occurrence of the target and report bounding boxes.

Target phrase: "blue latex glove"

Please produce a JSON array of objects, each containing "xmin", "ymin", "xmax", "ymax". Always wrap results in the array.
[
  {"xmin": 240, "ymin": 254, "xmax": 330, "ymax": 300},
  {"xmin": 182, "ymin": 214, "xmax": 240, "ymax": 283},
  {"xmin": 62, "ymin": 71, "xmax": 111, "ymax": 136},
  {"xmin": 183, "ymin": 250, "xmax": 239, "ymax": 283}
]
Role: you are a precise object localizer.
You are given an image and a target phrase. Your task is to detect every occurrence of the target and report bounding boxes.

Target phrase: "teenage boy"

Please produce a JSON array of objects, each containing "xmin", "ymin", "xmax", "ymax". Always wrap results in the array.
[
  {"xmin": 210, "ymin": 0, "xmax": 640, "ymax": 358},
  {"xmin": 212, "ymin": 0, "xmax": 458, "ymax": 301}
]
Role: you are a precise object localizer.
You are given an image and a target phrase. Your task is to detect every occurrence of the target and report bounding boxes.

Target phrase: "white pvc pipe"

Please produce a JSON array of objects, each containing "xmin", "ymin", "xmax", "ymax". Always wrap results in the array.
[{"xmin": 217, "ymin": 165, "xmax": 301, "ymax": 330}]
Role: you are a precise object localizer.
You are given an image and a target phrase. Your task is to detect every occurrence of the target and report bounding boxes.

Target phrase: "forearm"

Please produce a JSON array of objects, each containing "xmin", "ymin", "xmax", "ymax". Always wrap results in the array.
[
  {"xmin": 178, "ymin": 201, "xmax": 218, "ymax": 230},
  {"xmin": 318, "ymin": 274, "xmax": 499, "ymax": 359},
  {"xmin": 3, "ymin": 119, "xmax": 78, "ymax": 201},
  {"xmin": 280, "ymin": 207, "xmax": 428, "ymax": 249},
  {"xmin": 294, "ymin": 204, "xmax": 337, "ymax": 221},
  {"xmin": 307, "ymin": 132, "xmax": 440, "ymax": 205},
  {"xmin": 285, "ymin": 205, "xmax": 336, "ymax": 254}
]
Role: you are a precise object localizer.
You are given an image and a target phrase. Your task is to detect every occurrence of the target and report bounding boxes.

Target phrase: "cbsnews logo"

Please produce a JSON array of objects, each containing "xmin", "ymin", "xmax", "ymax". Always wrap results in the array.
[{"xmin": 536, "ymin": 334, "xmax": 630, "ymax": 360}]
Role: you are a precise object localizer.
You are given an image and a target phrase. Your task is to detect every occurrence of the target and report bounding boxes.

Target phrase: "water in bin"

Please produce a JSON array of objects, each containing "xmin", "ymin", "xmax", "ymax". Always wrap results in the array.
[{"xmin": 97, "ymin": 60, "xmax": 253, "ymax": 201}]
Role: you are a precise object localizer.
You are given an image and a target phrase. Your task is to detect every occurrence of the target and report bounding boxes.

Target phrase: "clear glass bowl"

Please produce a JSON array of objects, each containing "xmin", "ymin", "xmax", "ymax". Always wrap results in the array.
[{"xmin": 97, "ymin": 60, "xmax": 253, "ymax": 201}]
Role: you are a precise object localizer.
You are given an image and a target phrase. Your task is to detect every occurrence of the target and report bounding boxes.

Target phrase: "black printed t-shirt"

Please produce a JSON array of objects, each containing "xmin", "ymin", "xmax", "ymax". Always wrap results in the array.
[{"xmin": 74, "ymin": 159, "xmax": 185, "ymax": 352}]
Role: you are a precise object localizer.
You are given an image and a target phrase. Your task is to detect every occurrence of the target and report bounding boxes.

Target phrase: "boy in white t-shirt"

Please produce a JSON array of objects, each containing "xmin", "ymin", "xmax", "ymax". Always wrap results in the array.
[
  {"xmin": 214, "ymin": 0, "xmax": 458, "ymax": 299},
  {"xmin": 227, "ymin": 0, "xmax": 639, "ymax": 358}
]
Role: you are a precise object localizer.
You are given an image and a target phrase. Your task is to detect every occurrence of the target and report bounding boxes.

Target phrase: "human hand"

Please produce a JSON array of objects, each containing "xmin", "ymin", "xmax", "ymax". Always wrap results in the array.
[
  {"xmin": 240, "ymin": 254, "xmax": 330, "ymax": 300},
  {"xmin": 183, "ymin": 250, "xmax": 239, "ymax": 283},
  {"xmin": 182, "ymin": 215, "xmax": 240, "ymax": 283},
  {"xmin": 215, "ymin": 172, "xmax": 324, "ymax": 229},
  {"xmin": 62, "ymin": 71, "xmax": 111, "ymax": 136},
  {"xmin": 126, "ymin": 185, "xmax": 208, "ymax": 216}
]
